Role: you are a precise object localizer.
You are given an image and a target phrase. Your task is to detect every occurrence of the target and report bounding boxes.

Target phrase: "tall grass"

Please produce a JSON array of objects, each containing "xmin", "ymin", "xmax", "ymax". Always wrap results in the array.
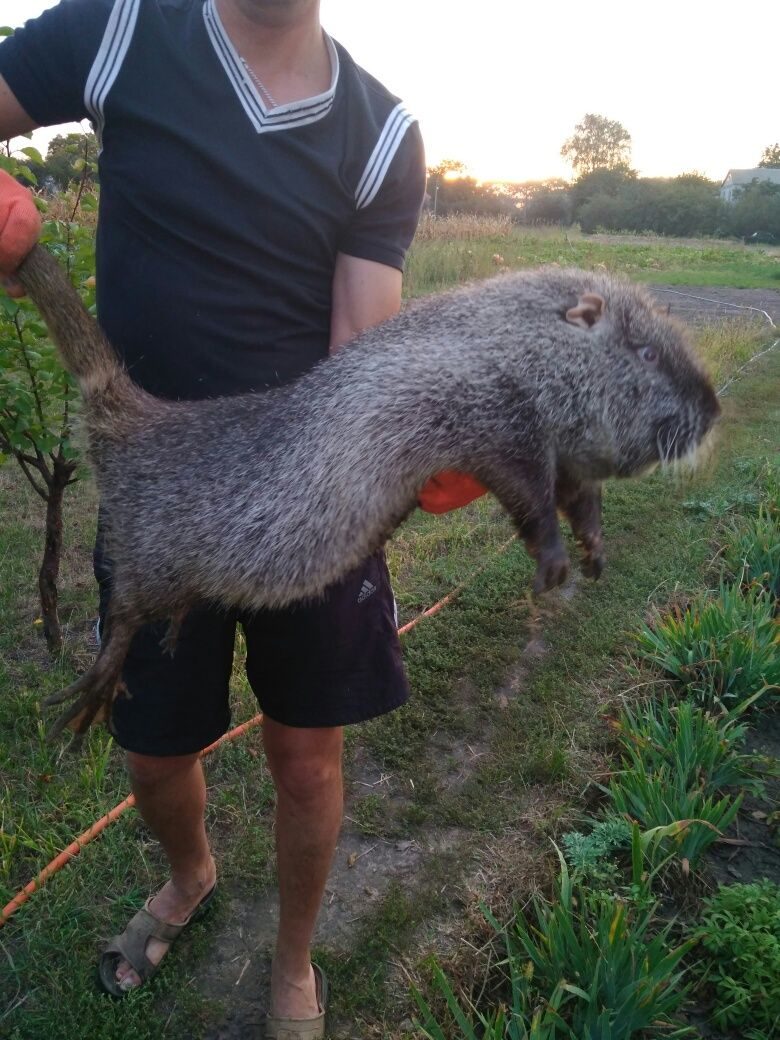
[
  {"xmin": 637, "ymin": 583, "xmax": 780, "ymax": 712},
  {"xmin": 414, "ymin": 858, "xmax": 694, "ymax": 1039}
]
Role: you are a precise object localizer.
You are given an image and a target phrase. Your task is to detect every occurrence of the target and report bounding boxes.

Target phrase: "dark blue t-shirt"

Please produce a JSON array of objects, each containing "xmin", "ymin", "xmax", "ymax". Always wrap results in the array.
[{"xmin": 0, "ymin": 0, "xmax": 426, "ymax": 399}]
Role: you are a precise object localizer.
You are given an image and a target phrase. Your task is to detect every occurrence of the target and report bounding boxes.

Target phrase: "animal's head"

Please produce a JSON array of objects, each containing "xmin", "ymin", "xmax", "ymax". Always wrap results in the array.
[{"xmin": 542, "ymin": 270, "xmax": 721, "ymax": 477}]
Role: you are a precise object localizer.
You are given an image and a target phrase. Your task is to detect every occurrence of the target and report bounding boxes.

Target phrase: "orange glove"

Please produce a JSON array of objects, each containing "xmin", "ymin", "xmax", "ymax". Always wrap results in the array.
[
  {"xmin": 418, "ymin": 469, "xmax": 488, "ymax": 514},
  {"xmin": 0, "ymin": 168, "xmax": 41, "ymax": 296}
]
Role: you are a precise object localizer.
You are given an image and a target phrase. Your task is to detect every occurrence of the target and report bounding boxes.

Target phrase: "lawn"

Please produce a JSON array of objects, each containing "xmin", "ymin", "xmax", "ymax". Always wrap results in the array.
[{"xmin": 0, "ymin": 225, "xmax": 778, "ymax": 1038}]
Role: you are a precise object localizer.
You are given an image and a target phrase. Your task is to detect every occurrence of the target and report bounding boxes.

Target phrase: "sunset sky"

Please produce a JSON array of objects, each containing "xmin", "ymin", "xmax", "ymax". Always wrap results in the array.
[{"xmin": 3, "ymin": 0, "xmax": 778, "ymax": 184}]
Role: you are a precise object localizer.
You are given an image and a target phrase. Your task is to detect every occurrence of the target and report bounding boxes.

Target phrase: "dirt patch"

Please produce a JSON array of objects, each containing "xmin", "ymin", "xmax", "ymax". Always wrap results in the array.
[
  {"xmin": 650, "ymin": 284, "xmax": 780, "ymax": 327},
  {"xmin": 706, "ymin": 711, "xmax": 780, "ymax": 889},
  {"xmin": 199, "ymin": 827, "xmax": 450, "ymax": 1039}
]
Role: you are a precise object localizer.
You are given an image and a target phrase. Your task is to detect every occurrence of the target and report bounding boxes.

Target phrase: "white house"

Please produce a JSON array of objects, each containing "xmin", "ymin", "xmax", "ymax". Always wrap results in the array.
[{"xmin": 721, "ymin": 167, "xmax": 780, "ymax": 203}]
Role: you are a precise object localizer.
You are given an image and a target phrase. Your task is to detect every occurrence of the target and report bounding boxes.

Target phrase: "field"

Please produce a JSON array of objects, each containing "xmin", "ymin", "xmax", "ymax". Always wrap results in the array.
[{"xmin": 0, "ymin": 222, "xmax": 778, "ymax": 1039}]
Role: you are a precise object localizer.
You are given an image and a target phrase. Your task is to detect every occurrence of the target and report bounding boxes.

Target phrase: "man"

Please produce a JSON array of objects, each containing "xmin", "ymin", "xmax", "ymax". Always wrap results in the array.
[{"xmin": 0, "ymin": 1, "xmax": 480, "ymax": 1033}]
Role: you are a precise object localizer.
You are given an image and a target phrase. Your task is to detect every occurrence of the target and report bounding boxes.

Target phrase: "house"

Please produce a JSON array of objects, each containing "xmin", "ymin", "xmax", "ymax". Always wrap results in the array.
[{"xmin": 720, "ymin": 167, "xmax": 780, "ymax": 203}]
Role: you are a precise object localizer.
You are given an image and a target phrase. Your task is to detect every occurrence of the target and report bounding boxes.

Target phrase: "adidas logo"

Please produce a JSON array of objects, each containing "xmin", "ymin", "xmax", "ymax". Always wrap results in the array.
[{"xmin": 357, "ymin": 579, "xmax": 377, "ymax": 604}]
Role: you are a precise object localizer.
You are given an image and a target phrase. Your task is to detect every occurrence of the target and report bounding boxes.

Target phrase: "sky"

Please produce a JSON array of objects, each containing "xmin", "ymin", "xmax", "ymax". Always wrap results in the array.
[{"xmin": 3, "ymin": 0, "xmax": 779, "ymax": 184}]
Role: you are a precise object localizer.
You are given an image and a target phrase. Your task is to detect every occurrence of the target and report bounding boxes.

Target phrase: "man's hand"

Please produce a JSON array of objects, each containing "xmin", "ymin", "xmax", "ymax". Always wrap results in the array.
[
  {"xmin": 418, "ymin": 469, "xmax": 488, "ymax": 514},
  {"xmin": 0, "ymin": 167, "xmax": 41, "ymax": 297}
]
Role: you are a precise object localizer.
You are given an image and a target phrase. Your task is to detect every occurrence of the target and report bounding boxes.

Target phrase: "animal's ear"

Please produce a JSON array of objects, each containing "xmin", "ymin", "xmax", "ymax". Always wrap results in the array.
[{"xmin": 565, "ymin": 292, "xmax": 606, "ymax": 330}]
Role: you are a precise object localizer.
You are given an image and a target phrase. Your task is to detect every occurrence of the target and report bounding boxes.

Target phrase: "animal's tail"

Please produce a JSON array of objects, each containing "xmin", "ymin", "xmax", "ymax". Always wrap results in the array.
[{"xmin": 16, "ymin": 244, "xmax": 124, "ymax": 398}]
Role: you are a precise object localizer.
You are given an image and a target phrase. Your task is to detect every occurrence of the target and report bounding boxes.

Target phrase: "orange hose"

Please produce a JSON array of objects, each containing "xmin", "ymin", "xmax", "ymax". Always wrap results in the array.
[
  {"xmin": 397, "ymin": 536, "xmax": 515, "ymax": 635},
  {"xmin": 0, "ymin": 713, "xmax": 263, "ymax": 926},
  {"xmin": 1, "ymin": 538, "xmax": 515, "ymax": 927}
]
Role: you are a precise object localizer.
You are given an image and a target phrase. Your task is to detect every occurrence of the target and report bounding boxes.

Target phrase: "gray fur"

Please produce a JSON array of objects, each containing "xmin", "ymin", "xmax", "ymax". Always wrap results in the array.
[{"xmin": 17, "ymin": 246, "xmax": 720, "ymax": 737}]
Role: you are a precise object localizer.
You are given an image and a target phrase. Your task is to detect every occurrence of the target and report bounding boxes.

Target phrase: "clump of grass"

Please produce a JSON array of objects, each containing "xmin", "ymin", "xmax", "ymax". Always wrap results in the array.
[
  {"xmin": 637, "ymin": 583, "xmax": 780, "ymax": 711},
  {"xmin": 414, "ymin": 857, "xmax": 694, "ymax": 1039},
  {"xmin": 595, "ymin": 693, "xmax": 767, "ymax": 871},
  {"xmin": 605, "ymin": 770, "xmax": 741, "ymax": 872},
  {"xmin": 613, "ymin": 695, "xmax": 765, "ymax": 797},
  {"xmin": 694, "ymin": 880, "xmax": 780, "ymax": 1035},
  {"xmin": 722, "ymin": 503, "xmax": 780, "ymax": 598},
  {"xmin": 692, "ymin": 315, "xmax": 772, "ymax": 388}
]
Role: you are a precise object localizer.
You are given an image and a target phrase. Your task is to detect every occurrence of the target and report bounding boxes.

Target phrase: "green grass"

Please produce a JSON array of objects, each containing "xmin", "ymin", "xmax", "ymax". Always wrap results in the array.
[
  {"xmin": 0, "ymin": 232, "xmax": 778, "ymax": 1037},
  {"xmin": 405, "ymin": 225, "xmax": 780, "ymax": 295}
]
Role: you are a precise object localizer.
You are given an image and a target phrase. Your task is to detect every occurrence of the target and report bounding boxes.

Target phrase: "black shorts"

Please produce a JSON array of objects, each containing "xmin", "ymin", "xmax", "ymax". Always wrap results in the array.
[{"xmin": 94, "ymin": 520, "xmax": 409, "ymax": 756}]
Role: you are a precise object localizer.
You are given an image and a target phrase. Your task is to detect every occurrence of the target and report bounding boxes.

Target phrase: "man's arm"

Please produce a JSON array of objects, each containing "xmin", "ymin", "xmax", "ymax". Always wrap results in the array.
[
  {"xmin": 329, "ymin": 250, "xmax": 488, "ymax": 514},
  {"xmin": 0, "ymin": 73, "xmax": 38, "ymax": 139},
  {"xmin": 329, "ymin": 252, "xmax": 402, "ymax": 353}
]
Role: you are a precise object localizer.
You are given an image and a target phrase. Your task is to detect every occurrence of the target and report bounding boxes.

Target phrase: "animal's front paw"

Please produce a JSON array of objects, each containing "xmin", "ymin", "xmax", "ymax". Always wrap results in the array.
[{"xmin": 532, "ymin": 548, "xmax": 570, "ymax": 595}]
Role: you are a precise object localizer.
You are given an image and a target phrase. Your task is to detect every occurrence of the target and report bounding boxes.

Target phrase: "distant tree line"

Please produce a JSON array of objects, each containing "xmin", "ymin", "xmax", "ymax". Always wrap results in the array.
[
  {"xmin": 428, "ymin": 115, "xmax": 780, "ymax": 242},
  {"xmin": 16, "ymin": 122, "xmax": 780, "ymax": 242}
]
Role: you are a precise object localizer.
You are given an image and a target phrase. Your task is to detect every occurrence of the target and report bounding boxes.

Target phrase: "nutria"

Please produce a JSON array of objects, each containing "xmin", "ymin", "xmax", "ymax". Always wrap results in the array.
[{"xmin": 16, "ymin": 245, "xmax": 720, "ymax": 737}]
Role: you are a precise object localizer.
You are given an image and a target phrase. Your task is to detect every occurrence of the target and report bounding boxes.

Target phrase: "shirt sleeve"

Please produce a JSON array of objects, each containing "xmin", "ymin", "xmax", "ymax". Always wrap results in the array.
[
  {"xmin": 337, "ymin": 119, "xmax": 426, "ymax": 272},
  {"xmin": 0, "ymin": 0, "xmax": 111, "ymax": 126}
]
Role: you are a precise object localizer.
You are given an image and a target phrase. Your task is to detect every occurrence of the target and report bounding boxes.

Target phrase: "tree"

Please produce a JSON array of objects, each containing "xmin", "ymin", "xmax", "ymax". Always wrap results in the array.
[
  {"xmin": 28, "ymin": 131, "xmax": 99, "ymax": 191},
  {"xmin": 758, "ymin": 143, "xmax": 780, "ymax": 169},
  {"xmin": 561, "ymin": 114, "xmax": 632, "ymax": 175},
  {"xmin": 0, "ymin": 143, "xmax": 96, "ymax": 652}
]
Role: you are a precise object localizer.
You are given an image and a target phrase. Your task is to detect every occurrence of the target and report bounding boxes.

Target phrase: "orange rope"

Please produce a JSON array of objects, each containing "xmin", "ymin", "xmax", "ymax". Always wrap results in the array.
[{"xmin": 1, "ymin": 537, "xmax": 516, "ymax": 927}]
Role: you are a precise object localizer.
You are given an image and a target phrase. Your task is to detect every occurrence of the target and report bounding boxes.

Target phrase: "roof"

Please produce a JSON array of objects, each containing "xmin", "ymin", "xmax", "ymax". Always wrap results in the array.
[{"xmin": 721, "ymin": 168, "xmax": 780, "ymax": 188}]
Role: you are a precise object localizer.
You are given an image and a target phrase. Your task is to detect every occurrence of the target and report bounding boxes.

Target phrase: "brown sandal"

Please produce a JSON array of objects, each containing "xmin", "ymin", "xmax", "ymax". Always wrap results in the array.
[
  {"xmin": 97, "ymin": 883, "xmax": 217, "ymax": 996},
  {"xmin": 265, "ymin": 963, "xmax": 328, "ymax": 1039}
]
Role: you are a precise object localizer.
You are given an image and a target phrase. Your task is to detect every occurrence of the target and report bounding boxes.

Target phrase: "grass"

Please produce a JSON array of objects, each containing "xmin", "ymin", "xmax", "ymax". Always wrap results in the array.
[
  {"xmin": 405, "ymin": 218, "xmax": 780, "ymax": 295},
  {"xmin": 0, "ymin": 231, "xmax": 778, "ymax": 1037},
  {"xmin": 636, "ymin": 583, "xmax": 780, "ymax": 712}
]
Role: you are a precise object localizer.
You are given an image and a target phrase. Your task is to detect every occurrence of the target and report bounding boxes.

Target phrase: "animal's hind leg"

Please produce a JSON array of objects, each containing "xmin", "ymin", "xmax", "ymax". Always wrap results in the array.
[{"xmin": 44, "ymin": 613, "xmax": 137, "ymax": 742}]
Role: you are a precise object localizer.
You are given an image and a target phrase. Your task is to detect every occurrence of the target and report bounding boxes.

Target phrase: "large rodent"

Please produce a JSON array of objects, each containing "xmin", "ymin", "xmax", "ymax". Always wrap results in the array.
[{"xmin": 17, "ymin": 245, "xmax": 720, "ymax": 739}]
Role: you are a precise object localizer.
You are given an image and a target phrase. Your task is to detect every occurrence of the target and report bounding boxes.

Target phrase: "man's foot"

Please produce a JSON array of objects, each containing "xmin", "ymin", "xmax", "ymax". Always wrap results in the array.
[
  {"xmin": 110, "ymin": 856, "xmax": 217, "ymax": 992},
  {"xmin": 266, "ymin": 962, "xmax": 327, "ymax": 1039},
  {"xmin": 270, "ymin": 961, "xmax": 321, "ymax": 1020}
]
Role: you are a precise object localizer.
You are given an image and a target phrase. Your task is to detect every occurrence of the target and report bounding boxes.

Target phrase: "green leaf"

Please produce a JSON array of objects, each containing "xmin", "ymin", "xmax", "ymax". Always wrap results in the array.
[{"xmin": 20, "ymin": 146, "xmax": 44, "ymax": 165}]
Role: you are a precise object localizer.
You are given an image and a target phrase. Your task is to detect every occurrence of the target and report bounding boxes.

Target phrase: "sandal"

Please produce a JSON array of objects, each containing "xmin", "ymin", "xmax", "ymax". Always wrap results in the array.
[
  {"xmin": 265, "ymin": 962, "xmax": 328, "ymax": 1039},
  {"xmin": 97, "ymin": 882, "xmax": 217, "ymax": 996}
]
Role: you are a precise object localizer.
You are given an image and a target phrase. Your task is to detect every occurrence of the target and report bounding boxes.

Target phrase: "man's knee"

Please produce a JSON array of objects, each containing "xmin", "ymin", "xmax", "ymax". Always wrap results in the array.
[
  {"xmin": 126, "ymin": 750, "xmax": 201, "ymax": 789},
  {"xmin": 263, "ymin": 720, "xmax": 343, "ymax": 804}
]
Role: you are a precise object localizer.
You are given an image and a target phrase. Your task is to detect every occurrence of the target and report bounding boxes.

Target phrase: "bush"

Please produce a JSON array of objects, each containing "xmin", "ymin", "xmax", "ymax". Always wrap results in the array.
[
  {"xmin": 561, "ymin": 816, "xmax": 633, "ymax": 885},
  {"xmin": 695, "ymin": 880, "xmax": 780, "ymax": 1033}
]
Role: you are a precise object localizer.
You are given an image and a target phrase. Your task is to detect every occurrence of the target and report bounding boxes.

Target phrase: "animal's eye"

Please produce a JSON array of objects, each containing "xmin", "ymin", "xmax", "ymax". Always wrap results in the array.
[{"xmin": 638, "ymin": 346, "xmax": 658, "ymax": 364}]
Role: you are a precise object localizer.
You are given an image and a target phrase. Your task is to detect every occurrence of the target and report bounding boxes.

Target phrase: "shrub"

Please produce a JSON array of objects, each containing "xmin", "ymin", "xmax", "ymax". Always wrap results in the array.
[
  {"xmin": 561, "ymin": 816, "xmax": 633, "ymax": 885},
  {"xmin": 695, "ymin": 880, "xmax": 780, "ymax": 1033}
]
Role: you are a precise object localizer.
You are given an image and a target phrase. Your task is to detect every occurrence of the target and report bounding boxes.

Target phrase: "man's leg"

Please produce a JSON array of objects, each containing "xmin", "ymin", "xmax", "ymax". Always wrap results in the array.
[
  {"xmin": 263, "ymin": 717, "xmax": 344, "ymax": 1020},
  {"xmin": 114, "ymin": 752, "xmax": 217, "ymax": 990}
]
